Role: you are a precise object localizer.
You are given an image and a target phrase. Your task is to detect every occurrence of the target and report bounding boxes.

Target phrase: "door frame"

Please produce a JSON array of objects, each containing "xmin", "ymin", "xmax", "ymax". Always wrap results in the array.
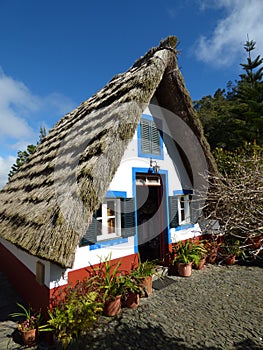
[{"xmin": 132, "ymin": 167, "xmax": 169, "ymax": 261}]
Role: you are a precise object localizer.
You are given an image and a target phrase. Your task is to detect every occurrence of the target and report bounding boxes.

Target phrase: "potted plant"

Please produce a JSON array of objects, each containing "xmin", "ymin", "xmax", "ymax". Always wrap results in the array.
[
  {"xmin": 119, "ymin": 274, "xmax": 141, "ymax": 309},
  {"xmin": 46, "ymin": 282, "xmax": 103, "ymax": 349},
  {"xmin": 192, "ymin": 241, "xmax": 208, "ymax": 270},
  {"xmin": 97, "ymin": 255, "xmax": 124, "ymax": 317},
  {"xmin": 204, "ymin": 239, "xmax": 221, "ymax": 264},
  {"xmin": 246, "ymin": 234, "xmax": 262, "ymax": 249},
  {"xmin": 173, "ymin": 241, "xmax": 201, "ymax": 277},
  {"xmin": 130, "ymin": 257, "xmax": 157, "ymax": 297},
  {"xmin": 219, "ymin": 239, "xmax": 244, "ymax": 265},
  {"xmin": 10, "ymin": 303, "xmax": 43, "ymax": 346}
]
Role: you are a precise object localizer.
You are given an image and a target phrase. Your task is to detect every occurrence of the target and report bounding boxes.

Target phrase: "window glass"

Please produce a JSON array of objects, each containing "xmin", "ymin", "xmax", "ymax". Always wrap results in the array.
[
  {"xmin": 178, "ymin": 195, "xmax": 191, "ymax": 225},
  {"xmin": 96, "ymin": 198, "xmax": 121, "ymax": 241}
]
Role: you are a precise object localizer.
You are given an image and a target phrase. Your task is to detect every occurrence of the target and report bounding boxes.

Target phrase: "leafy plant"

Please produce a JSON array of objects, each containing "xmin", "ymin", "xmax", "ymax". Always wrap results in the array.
[
  {"xmin": 130, "ymin": 255, "xmax": 157, "ymax": 280},
  {"xmin": 193, "ymin": 240, "xmax": 208, "ymax": 259},
  {"xmin": 97, "ymin": 254, "xmax": 124, "ymax": 301},
  {"xmin": 47, "ymin": 287, "xmax": 102, "ymax": 349},
  {"xmin": 10, "ymin": 303, "xmax": 42, "ymax": 332},
  {"xmin": 219, "ymin": 238, "xmax": 245, "ymax": 259},
  {"xmin": 118, "ymin": 274, "xmax": 141, "ymax": 301},
  {"xmin": 84, "ymin": 253, "xmax": 124, "ymax": 302},
  {"xmin": 173, "ymin": 241, "xmax": 201, "ymax": 265}
]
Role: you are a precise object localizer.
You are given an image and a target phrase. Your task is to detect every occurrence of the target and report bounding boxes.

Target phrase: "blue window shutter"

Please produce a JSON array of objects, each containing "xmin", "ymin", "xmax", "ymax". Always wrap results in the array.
[
  {"xmin": 169, "ymin": 196, "xmax": 179, "ymax": 228},
  {"xmin": 79, "ymin": 215, "xmax": 98, "ymax": 246},
  {"xmin": 140, "ymin": 119, "xmax": 161, "ymax": 156},
  {"xmin": 141, "ymin": 119, "xmax": 152, "ymax": 154},
  {"xmin": 121, "ymin": 198, "xmax": 136, "ymax": 238},
  {"xmin": 151, "ymin": 122, "xmax": 161, "ymax": 155}
]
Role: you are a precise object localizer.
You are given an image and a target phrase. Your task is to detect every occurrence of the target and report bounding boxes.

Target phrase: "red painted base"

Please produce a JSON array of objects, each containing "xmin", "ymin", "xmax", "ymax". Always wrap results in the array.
[
  {"xmin": 0, "ymin": 243, "xmax": 50, "ymax": 312},
  {"xmin": 1, "ymin": 242, "xmax": 150, "ymax": 312}
]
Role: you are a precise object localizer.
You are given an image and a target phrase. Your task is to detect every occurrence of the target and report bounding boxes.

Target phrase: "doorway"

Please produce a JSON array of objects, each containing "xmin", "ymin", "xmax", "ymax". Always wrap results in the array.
[{"xmin": 136, "ymin": 173, "xmax": 167, "ymax": 262}]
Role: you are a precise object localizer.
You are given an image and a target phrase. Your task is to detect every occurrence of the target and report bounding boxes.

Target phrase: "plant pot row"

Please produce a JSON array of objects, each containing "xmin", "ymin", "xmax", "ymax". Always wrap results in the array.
[
  {"xmin": 171, "ymin": 234, "xmax": 260, "ymax": 276},
  {"xmin": 103, "ymin": 275, "xmax": 153, "ymax": 316}
]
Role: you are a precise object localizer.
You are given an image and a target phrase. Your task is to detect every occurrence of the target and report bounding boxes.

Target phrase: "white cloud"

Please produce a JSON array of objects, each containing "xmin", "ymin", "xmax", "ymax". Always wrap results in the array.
[
  {"xmin": 0, "ymin": 69, "xmax": 37, "ymax": 140},
  {"xmin": 0, "ymin": 155, "xmax": 16, "ymax": 189},
  {"xmin": 194, "ymin": 0, "xmax": 263, "ymax": 67},
  {"xmin": 0, "ymin": 68, "xmax": 76, "ymax": 189}
]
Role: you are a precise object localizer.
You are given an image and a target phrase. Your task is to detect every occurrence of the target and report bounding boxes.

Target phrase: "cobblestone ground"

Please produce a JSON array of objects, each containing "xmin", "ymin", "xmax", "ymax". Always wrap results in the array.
[
  {"xmin": 78, "ymin": 264, "xmax": 263, "ymax": 350},
  {"xmin": 1, "ymin": 264, "xmax": 262, "ymax": 350}
]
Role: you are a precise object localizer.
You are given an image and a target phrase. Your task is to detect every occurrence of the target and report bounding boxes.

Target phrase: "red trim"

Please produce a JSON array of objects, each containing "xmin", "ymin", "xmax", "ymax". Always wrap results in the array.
[
  {"xmin": 0, "ymin": 243, "xmax": 50, "ymax": 311},
  {"xmin": 50, "ymin": 253, "xmax": 139, "ymax": 303},
  {"xmin": 67, "ymin": 253, "xmax": 138, "ymax": 284}
]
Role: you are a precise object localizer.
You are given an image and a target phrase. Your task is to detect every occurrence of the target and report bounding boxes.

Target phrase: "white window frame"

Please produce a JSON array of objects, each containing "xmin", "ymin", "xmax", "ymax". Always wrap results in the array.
[
  {"xmin": 177, "ymin": 195, "xmax": 191, "ymax": 225},
  {"xmin": 96, "ymin": 198, "xmax": 121, "ymax": 241}
]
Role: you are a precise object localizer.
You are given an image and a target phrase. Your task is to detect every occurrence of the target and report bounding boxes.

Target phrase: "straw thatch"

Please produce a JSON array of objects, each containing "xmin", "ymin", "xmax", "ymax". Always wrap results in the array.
[{"xmin": 0, "ymin": 36, "xmax": 218, "ymax": 268}]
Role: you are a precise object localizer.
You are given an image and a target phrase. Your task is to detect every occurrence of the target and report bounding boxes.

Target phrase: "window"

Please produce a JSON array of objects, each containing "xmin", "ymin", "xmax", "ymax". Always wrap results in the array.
[
  {"xmin": 177, "ymin": 195, "xmax": 191, "ymax": 225},
  {"xmin": 96, "ymin": 199, "xmax": 121, "ymax": 241},
  {"xmin": 169, "ymin": 191, "xmax": 192, "ymax": 228},
  {"xmin": 79, "ymin": 196, "xmax": 136, "ymax": 247},
  {"xmin": 139, "ymin": 117, "xmax": 162, "ymax": 157}
]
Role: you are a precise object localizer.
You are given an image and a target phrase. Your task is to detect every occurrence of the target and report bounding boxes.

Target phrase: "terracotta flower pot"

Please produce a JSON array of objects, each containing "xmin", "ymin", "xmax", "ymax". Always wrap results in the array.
[
  {"xmin": 141, "ymin": 276, "xmax": 153, "ymax": 297},
  {"xmin": 123, "ymin": 292, "xmax": 140, "ymax": 309},
  {"xmin": 177, "ymin": 262, "xmax": 192, "ymax": 277},
  {"xmin": 103, "ymin": 295, "xmax": 122, "ymax": 317},
  {"xmin": 206, "ymin": 248, "xmax": 218, "ymax": 264},
  {"xmin": 21, "ymin": 328, "xmax": 37, "ymax": 346},
  {"xmin": 247, "ymin": 236, "xmax": 262, "ymax": 249},
  {"xmin": 195, "ymin": 257, "xmax": 206, "ymax": 270},
  {"xmin": 225, "ymin": 254, "xmax": 236, "ymax": 265}
]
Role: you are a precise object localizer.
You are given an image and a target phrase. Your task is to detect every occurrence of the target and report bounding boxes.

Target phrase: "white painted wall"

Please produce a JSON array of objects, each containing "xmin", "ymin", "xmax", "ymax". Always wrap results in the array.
[
  {"xmin": 0, "ymin": 237, "xmax": 52, "ymax": 287},
  {"xmin": 170, "ymin": 224, "xmax": 202, "ymax": 242}
]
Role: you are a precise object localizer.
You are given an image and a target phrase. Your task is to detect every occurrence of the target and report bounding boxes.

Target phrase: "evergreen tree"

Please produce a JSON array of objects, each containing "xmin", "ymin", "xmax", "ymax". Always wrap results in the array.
[
  {"xmin": 8, "ymin": 127, "xmax": 47, "ymax": 180},
  {"xmin": 239, "ymin": 38, "xmax": 263, "ymax": 87},
  {"xmin": 194, "ymin": 89, "xmax": 239, "ymax": 149},
  {"xmin": 233, "ymin": 38, "xmax": 263, "ymax": 145},
  {"xmin": 195, "ymin": 38, "xmax": 263, "ymax": 150}
]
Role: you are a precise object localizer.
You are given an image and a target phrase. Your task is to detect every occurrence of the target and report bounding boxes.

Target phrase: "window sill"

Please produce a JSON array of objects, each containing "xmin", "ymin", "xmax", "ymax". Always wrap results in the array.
[
  {"xmin": 175, "ymin": 224, "xmax": 194, "ymax": 231},
  {"xmin": 89, "ymin": 237, "xmax": 128, "ymax": 250}
]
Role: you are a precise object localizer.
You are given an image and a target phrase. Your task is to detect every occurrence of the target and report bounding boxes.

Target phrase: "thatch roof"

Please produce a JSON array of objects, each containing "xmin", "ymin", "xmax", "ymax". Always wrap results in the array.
[{"xmin": 0, "ymin": 36, "xmax": 218, "ymax": 268}]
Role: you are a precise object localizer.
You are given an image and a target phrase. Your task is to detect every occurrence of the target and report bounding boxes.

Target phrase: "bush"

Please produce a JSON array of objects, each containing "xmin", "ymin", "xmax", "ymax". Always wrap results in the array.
[{"xmin": 47, "ymin": 280, "xmax": 103, "ymax": 349}]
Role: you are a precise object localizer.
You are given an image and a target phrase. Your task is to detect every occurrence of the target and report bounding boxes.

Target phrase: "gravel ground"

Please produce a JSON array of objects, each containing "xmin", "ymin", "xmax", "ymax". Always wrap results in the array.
[
  {"xmin": 1, "ymin": 263, "xmax": 262, "ymax": 350},
  {"xmin": 77, "ymin": 263, "xmax": 263, "ymax": 350}
]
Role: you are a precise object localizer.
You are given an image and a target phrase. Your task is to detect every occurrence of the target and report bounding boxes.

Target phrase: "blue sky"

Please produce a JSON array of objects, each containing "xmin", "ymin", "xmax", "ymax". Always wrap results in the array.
[{"xmin": 0, "ymin": 0, "xmax": 262, "ymax": 188}]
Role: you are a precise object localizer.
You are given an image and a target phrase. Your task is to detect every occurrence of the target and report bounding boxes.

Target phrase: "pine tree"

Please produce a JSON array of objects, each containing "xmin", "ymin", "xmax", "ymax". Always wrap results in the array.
[
  {"xmin": 239, "ymin": 38, "xmax": 263, "ymax": 88},
  {"xmin": 8, "ymin": 127, "xmax": 47, "ymax": 180},
  {"xmin": 233, "ymin": 38, "xmax": 263, "ymax": 144},
  {"xmin": 196, "ymin": 37, "xmax": 263, "ymax": 150}
]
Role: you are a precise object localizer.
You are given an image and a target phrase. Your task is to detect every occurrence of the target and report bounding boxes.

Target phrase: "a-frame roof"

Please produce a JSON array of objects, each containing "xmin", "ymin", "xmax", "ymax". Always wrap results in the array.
[{"xmin": 0, "ymin": 36, "xmax": 218, "ymax": 268}]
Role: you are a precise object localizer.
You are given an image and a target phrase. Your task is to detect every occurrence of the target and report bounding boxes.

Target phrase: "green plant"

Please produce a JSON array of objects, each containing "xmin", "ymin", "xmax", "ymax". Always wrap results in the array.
[
  {"xmin": 193, "ymin": 240, "xmax": 208, "ymax": 258},
  {"xmin": 10, "ymin": 303, "xmax": 42, "ymax": 332},
  {"xmin": 174, "ymin": 241, "xmax": 201, "ymax": 265},
  {"xmin": 47, "ymin": 288, "xmax": 103, "ymax": 349},
  {"xmin": 220, "ymin": 238, "xmax": 245, "ymax": 258},
  {"xmin": 119, "ymin": 274, "xmax": 141, "ymax": 301},
  {"xmin": 96, "ymin": 254, "xmax": 124, "ymax": 302},
  {"xmin": 130, "ymin": 255, "xmax": 157, "ymax": 280}
]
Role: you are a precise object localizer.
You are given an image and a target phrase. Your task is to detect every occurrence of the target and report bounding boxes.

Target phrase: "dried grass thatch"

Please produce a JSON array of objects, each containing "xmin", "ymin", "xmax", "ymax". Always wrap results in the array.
[{"xmin": 0, "ymin": 36, "xmax": 218, "ymax": 268}]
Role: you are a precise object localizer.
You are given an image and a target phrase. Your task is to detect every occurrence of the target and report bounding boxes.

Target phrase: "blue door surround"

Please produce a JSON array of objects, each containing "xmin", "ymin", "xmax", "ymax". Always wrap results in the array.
[{"xmin": 132, "ymin": 167, "xmax": 171, "ymax": 255}]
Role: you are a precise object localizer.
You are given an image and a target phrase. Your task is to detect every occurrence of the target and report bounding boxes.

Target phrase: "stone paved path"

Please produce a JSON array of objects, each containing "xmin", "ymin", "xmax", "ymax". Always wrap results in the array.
[
  {"xmin": 80, "ymin": 264, "xmax": 263, "ymax": 350},
  {"xmin": 0, "ymin": 264, "xmax": 262, "ymax": 350}
]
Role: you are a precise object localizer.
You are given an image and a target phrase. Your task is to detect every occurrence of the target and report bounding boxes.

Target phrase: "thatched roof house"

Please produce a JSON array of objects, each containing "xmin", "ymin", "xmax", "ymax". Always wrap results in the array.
[{"xmin": 0, "ymin": 36, "xmax": 217, "ymax": 269}]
